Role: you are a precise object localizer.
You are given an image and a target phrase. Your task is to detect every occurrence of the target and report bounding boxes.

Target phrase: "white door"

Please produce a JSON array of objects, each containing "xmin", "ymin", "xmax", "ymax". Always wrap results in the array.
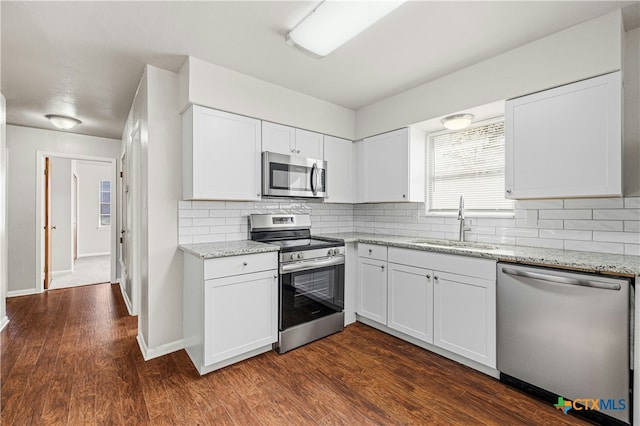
[
  {"xmin": 323, "ymin": 135, "xmax": 353, "ymax": 203},
  {"xmin": 262, "ymin": 121, "xmax": 295, "ymax": 156},
  {"xmin": 433, "ymin": 271, "xmax": 496, "ymax": 368},
  {"xmin": 357, "ymin": 257, "xmax": 388, "ymax": 324},
  {"xmin": 204, "ymin": 270, "xmax": 278, "ymax": 365},
  {"xmin": 294, "ymin": 128, "xmax": 323, "ymax": 160},
  {"xmin": 388, "ymin": 263, "xmax": 433, "ymax": 343},
  {"xmin": 363, "ymin": 128, "xmax": 409, "ymax": 202}
]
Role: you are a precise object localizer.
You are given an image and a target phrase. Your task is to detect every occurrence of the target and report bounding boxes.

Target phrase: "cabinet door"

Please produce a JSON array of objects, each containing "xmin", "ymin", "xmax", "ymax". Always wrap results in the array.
[
  {"xmin": 324, "ymin": 135, "xmax": 353, "ymax": 203},
  {"xmin": 295, "ymin": 128, "xmax": 324, "ymax": 160},
  {"xmin": 204, "ymin": 270, "xmax": 278, "ymax": 366},
  {"xmin": 388, "ymin": 263, "xmax": 433, "ymax": 343},
  {"xmin": 505, "ymin": 72, "xmax": 622, "ymax": 199},
  {"xmin": 357, "ymin": 257, "xmax": 388, "ymax": 324},
  {"xmin": 363, "ymin": 128, "xmax": 409, "ymax": 202},
  {"xmin": 262, "ymin": 121, "xmax": 295, "ymax": 156},
  {"xmin": 433, "ymin": 271, "xmax": 496, "ymax": 368},
  {"xmin": 185, "ymin": 106, "xmax": 261, "ymax": 200}
]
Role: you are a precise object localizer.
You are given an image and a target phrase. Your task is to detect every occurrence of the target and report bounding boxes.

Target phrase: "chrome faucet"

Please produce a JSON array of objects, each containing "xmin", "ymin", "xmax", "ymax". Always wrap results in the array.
[{"xmin": 457, "ymin": 195, "xmax": 471, "ymax": 241}]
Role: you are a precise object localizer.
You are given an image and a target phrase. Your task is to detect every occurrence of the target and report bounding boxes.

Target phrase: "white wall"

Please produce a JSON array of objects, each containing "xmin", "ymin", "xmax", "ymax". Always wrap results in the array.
[
  {"xmin": 355, "ymin": 10, "xmax": 624, "ymax": 139},
  {"xmin": 50, "ymin": 157, "xmax": 72, "ymax": 272},
  {"xmin": 75, "ymin": 161, "xmax": 111, "ymax": 256},
  {"xmin": 6, "ymin": 125, "xmax": 120, "ymax": 294},
  {"xmin": 179, "ymin": 56, "xmax": 355, "ymax": 140},
  {"xmin": 624, "ymin": 27, "xmax": 640, "ymax": 197}
]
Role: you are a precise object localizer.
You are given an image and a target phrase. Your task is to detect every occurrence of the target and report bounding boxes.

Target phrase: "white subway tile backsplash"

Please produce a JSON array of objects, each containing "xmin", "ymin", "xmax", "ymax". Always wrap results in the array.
[
  {"xmin": 539, "ymin": 209, "xmax": 591, "ymax": 220},
  {"xmin": 564, "ymin": 240, "xmax": 624, "ymax": 255},
  {"xmin": 539, "ymin": 229, "xmax": 592, "ymax": 241},
  {"xmin": 178, "ymin": 197, "xmax": 640, "ymax": 257},
  {"xmin": 563, "ymin": 198, "xmax": 624, "ymax": 209},
  {"xmin": 593, "ymin": 209, "xmax": 640, "ymax": 220},
  {"xmin": 593, "ymin": 231, "xmax": 640, "ymax": 244},
  {"xmin": 515, "ymin": 237, "xmax": 564, "ymax": 249}
]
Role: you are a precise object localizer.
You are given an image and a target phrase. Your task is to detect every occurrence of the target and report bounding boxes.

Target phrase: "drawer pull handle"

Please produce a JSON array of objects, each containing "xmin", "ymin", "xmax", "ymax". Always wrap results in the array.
[
  {"xmin": 368, "ymin": 249, "xmax": 373, "ymax": 254},
  {"xmin": 434, "ymin": 276, "xmax": 439, "ymax": 280},
  {"xmin": 381, "ymin": 265, "xmax": 385, "ymax": 270},
  {"xmin": 243, "ymin": 262, "xmax": 248, "ymax": 266},
  {"xmin": 426, "ymin": 274, "xmax": 431, "ymax": 279}
]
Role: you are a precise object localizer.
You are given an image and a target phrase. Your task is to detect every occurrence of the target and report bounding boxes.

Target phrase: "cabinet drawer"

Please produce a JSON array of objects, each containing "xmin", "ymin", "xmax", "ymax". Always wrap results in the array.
[
  {"xmin": 358, "ymin": 243, "xmax": 388, "ymax": 261},
  {"xmin": 204, "ymin": 252, "xmax": 277, "ymax": 280},
  {"xmin": 388, "ymin": 247, "xmax": 495, "ymax": 281}
]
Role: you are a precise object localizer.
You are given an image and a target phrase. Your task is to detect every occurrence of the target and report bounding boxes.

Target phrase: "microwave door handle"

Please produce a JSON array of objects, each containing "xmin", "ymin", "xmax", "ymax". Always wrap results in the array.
[{"xmin": 310, "ymin": 163, "xmax": 318, "ymax": 195}]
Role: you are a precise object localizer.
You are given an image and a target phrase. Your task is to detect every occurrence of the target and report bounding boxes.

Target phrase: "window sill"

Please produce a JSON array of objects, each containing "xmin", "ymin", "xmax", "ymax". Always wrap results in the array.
[{"xmin": 424, "ymin": 211, "xmax": 515, "ymax": 219}]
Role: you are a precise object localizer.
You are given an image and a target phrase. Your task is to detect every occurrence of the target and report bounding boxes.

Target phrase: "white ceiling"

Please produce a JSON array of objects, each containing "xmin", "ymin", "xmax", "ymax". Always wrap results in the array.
[{"xmin": 2, "ymin": 1, "xmax": 639, "ymax": 139}]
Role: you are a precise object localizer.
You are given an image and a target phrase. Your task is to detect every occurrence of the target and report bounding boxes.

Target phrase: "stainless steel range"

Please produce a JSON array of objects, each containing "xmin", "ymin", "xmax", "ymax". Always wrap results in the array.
[{"xmin": 249, "ymin": 214, "xmax": 345, "ymax": 353}]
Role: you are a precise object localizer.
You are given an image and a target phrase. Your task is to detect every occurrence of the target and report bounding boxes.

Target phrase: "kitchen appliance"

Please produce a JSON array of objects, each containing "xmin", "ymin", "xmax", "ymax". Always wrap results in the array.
[
  {"xmin": 262, "ymin": 152, "xmax": 326, "ymax": 198},
  {"xmin": 249, "ymin": 213, "xmax": 344, "ymax": 353},
  {"xmin": 497, "ymin": 263, "xmax": 633, "ymax": 424}
]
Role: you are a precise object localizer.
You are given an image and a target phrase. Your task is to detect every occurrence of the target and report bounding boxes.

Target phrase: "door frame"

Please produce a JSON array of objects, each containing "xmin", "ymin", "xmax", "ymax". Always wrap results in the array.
[{"xmin": 35, "ymin": 151, "xmax": 117, "ymax": 293}]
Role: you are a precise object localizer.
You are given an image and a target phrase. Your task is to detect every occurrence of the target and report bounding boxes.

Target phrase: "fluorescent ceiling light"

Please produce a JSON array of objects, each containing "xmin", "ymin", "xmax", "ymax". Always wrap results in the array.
[
  {"xmin": 441, "ymin": 114, "xmax": 475, "ymax": 130},
  {"xmin": 286, "ymin": 0, "xmax": 406, "ymax": 58},
  {"xmin": 45, "ymin": 114, "xmax": 81, "ymax": 130}
]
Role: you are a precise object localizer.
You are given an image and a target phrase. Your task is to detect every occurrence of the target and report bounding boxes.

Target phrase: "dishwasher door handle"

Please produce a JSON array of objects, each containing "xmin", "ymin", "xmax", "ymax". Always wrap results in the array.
[{"xmin": 501, "ymin": 267, "xmax": 621, "ymax": 291}]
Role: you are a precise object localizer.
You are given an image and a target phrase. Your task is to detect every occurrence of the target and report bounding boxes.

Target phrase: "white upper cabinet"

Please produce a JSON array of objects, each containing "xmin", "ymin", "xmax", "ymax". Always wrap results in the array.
[
  {"xmin": 505, "ymin": 71, "xmax": 622, "ymax": 199},
  {"xmin": 362, "ymin": 127, "xmax": 425, "ymax": 202},
  {"xmin": 183, "ymin": 105, "xmax": 261, "ymax": 201},
  {"xmin": 262, "ymin": 122, "xmax": 324, "ymax": 160},
  {"xmin": 323, "ymin": 135, "xmax": 354, "ymax": 203}
]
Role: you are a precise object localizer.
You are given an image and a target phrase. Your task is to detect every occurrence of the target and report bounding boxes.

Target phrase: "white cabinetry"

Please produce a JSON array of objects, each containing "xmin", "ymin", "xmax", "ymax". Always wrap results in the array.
[
  {"xmin": 387, "ymin": 263, "xmax": 433, "ymax": 343},
  {"xmin": 356, "ymin": 244, "xmax": 388, "ymax": 324},
  {"xmin": 183, "ymin": 105, "xmax": 261, "ymax": 201},
  {"xmin": 505, "ymin": 71, "xmax": 622, "ymax": 199},
  {"xmin": 323, "ymin": 135, "xmax": 354, "ymax": 203},
  {"xmin": 183, "ymin": 251, "xmax": 278, "ymax": 375},
  {"xmin": 262, "ymin": 121, "xmax": 323, "ymax": 160},
  {"xmin": 362, "ymin": 127, "xmax": 425, "ymax": 202}
]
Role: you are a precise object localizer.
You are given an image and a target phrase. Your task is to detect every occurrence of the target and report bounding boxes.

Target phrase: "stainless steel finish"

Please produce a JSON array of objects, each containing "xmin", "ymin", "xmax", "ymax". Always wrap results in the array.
[
  {"xmin": 279, "ymin": 246, "xmax": 343, "ymax": 263},
  {"xmin": 457, "ymin": 194, "xmax": 471, "ymax": 241},
  {"xmin": 497, "ymin": 263, "xmax": 631, "ymax": 423},
  {"xmin": 501, "ymin": 266, "xmax": 622, "ymax": 291},
  {"xmin": 276, "ymin": 311, "xmax": 344, "ymax": 354},
  {"xmin": 311, "ymin": 163, "xmax": 318, "ymax": 195},
  {"xmin": 249, "ymin": 213, "xmax": 311, "ymax": 232},
  {"xmin": 261, "ymin": 151, "xmax": 327, "ymax": 198},
  {"xmin": 280, "ymin": 255, "xmax": 345, "ymax": 274},
  {"xmin": 297, "ymin": 253, "xmax": 304, "ymax": 260}
]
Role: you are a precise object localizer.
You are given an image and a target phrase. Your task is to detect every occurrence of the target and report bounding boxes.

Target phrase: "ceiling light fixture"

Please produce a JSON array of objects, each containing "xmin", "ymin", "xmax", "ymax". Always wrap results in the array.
[
  {"xmin": 286, "ymin": 0, "xmax": 406, "ymax": 58},
  {"xmin": 45, "ymin": 114, "xmax": 81, "ymax": 130},
  {"xmin": 441, "ymin": 113, "xmax": 475, "ymax": 130}
]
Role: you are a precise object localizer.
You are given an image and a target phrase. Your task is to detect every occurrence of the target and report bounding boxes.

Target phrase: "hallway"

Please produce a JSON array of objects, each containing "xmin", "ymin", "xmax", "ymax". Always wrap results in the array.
[{"xmin": 50, "ymin": 255, "xmax": 111, "ymax": 289}]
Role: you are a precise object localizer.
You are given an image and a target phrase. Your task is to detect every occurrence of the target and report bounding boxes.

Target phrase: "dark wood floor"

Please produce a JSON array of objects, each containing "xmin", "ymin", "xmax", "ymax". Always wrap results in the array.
[{"xmin": 1, "ymin": 283, "xmax": 589, "ymax": 425}]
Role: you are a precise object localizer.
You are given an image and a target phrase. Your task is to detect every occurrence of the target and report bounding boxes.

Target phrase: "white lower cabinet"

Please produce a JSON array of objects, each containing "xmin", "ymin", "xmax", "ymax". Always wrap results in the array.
[
  {"xmin": 357, "ymin": 257, "xmax": 388, "ymax": 324},
  {"xmin": 433, "ymin": 271, "xmax": 496, "ymax": 368},
  {"xmin": 388, "ymin": 263, "xmax": 433, "ymax": 343},
  {"xmin": 183, "ymin": 251, "xmax": 278, "ymax": 375},
  {"xmin": 356, "ymin": 245, "xmax": 496, "ymax": 370}
]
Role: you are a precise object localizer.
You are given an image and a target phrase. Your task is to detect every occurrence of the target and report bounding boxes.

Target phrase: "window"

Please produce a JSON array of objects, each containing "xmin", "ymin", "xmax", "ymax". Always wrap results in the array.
[
  {"xmin": 99, "ymin": 180, "xmax": 111, "ymax": 226},
  {"xmin": 427, "ymin": 119, "xmax": 514, "ymax": 214}
]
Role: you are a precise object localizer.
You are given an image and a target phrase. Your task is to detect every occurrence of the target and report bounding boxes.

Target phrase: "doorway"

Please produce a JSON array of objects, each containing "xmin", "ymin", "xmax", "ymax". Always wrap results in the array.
[{"xmin": 36, "ymin": 152, "xmax": 117, "ymax": 292}]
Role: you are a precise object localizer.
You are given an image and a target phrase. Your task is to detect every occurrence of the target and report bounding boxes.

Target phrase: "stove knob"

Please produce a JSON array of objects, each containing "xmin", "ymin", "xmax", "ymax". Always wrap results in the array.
[
  {"xmin": 333, "ymin": 248, "xmax": 340, "ymax": 255},
  {"xmin": 289, "ymin": 253, "xmax": 296, "ymax": 261},
  {"xmin": 297, "ymin": 252, "xmax": 304, "ymax": 260},
  {"xmin": 327, "ymin": 249, "xmax": 334, "ymax": 256}
]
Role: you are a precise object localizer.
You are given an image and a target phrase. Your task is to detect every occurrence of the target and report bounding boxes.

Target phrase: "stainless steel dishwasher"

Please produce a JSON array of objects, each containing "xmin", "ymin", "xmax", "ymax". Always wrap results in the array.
[{"xmin": 497, "ymin": 263, "xmax": 632, "ymax": 424}]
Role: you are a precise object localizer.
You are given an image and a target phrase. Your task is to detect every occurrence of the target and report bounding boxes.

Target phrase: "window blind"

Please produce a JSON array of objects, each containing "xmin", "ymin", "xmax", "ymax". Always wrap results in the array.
[{"xmin": 428, "ymin": 120, "xmax": 514, "ymax": 212}]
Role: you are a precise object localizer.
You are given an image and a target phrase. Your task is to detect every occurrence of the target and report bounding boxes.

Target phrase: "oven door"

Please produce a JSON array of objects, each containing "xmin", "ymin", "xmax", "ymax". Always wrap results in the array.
[
  {"xmin": 279, "ymin": 257, "xmax": 344, "ymax": 331},
  {"xmin": 262, "ymin": 151, "xmax": 326, "ymax": 198}
]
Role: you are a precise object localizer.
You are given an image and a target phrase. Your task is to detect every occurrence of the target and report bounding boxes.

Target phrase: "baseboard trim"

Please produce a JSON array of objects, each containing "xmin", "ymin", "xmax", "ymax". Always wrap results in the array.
[
  {"xmin": 117, "ymin": 279, "xmax": 134, "ymax": 316},
  {"xmin": 137, "ymin": 333, "xmax": 184, "ymax": 361},
  {"xmin": 77, "ymin": 252, "xmax": 110, "ymax": 258},
  {"xmin": 7, "ymin": 288, "xmax": 39, "ymax": 298},
  {"xmin": 0, "ymin": 316, "xmax": 9, "ymax": 332},
  {"xmin": 52, "ymin": 269, "xmax": 73, "ymax": 275}
]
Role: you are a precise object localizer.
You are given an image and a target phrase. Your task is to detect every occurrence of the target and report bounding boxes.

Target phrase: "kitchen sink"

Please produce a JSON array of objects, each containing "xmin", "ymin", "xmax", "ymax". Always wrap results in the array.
[{"xmin": 408, "ymin": 239, "xmax": 499, "ymax": 251}]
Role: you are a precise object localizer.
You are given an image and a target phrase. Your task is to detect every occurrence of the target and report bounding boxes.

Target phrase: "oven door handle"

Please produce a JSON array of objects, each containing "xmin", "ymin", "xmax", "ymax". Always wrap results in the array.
[{"xmin": 280, "ymin": 256, "xmax": 344, "ymax": 274}]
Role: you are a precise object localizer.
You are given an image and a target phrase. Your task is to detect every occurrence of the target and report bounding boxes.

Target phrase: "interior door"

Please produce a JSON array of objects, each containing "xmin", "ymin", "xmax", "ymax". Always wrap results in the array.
[
  {"xmin": 72, "ymin": 173, "xmax": 78, "ymax": 261},
  {"xmin": 44, "ymin": 157, "xmax": 52, "ymax": 289},
  {"xmin": 120, "ymin": 152, "xmax": 130, "ymax": 295}
]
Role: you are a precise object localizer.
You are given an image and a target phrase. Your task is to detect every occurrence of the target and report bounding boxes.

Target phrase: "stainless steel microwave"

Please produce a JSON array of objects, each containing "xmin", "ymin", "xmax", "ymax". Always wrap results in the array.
[{"xmin": 262, "ymin": 152, "xmax": 326, "ymax": 199}]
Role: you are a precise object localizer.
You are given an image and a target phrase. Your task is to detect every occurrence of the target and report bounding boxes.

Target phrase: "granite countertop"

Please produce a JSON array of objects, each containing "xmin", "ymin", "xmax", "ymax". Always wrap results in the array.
[
  {"xmin": 179, "ymin": 240, "xmax": 280, "ymax": 259},
  {"xmin": 314, "ymin": 232, "xmax": 640, "ymax": 277}
]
